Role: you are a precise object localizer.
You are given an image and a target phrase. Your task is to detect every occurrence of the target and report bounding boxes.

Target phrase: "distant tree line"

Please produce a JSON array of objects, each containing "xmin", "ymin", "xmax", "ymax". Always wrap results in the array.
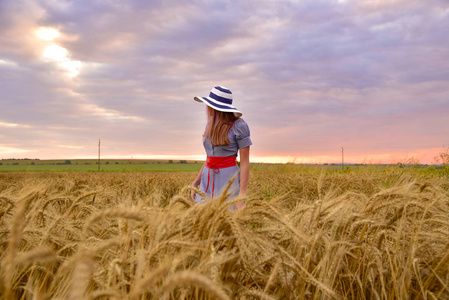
[
  {"xmin": 1, "ymin": 158, "xmax": 40, "ymax": 160},
  {"xmin": 168, "ymin": 160, "xmax": 188, "ymax": 164}
]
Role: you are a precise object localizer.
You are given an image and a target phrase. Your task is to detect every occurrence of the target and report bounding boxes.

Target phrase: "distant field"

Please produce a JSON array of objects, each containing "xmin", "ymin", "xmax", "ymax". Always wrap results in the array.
[
  {"xmin": 0, "ymin": 159, "xmax": 204, "ymax": 172},
  {"xmin": 0, "ymin": 158, "xmax": 445, "ymax": 174}
]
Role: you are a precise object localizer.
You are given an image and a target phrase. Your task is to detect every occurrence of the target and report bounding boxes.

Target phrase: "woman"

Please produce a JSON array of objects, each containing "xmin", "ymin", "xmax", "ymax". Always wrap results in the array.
[{"xmin": 191, "ymin": 86, "xmax": 252, "ymax": 211}]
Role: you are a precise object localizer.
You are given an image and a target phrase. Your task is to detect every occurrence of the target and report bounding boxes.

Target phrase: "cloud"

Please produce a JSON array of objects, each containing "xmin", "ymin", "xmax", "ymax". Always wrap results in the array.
[
  {"xmin": 0, "ymin": 121, "xmax": 31, "ymax": 128},
  {"xmin": 0, "ymin": 146, "xmax": 31, "ymax": 155},
  {"xmin": 0, "ymin": 0, "xmax": 448, "ymax": 163}
]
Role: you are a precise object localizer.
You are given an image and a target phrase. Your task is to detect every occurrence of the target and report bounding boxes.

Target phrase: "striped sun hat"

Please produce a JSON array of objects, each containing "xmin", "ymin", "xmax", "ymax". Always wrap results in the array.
[{"xmin": 194, "ymin": 86, "xmax": 242, "ymax": 117}]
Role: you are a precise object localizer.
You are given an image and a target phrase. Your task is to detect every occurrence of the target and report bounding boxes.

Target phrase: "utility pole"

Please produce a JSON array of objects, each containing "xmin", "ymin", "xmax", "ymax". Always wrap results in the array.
[
  {"xmin": 341, "ymin": 147, "xmax": 344, "ymax": 170},
  {"xmin": 98, "ymin": 139, "xmax": 101, "ymax": 171}
]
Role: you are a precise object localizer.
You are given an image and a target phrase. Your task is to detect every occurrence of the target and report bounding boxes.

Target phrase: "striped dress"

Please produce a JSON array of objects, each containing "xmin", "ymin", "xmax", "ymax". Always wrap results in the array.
[{"xmin": 195, "ymin": 118, "xmax": 252, "ymax": 203}]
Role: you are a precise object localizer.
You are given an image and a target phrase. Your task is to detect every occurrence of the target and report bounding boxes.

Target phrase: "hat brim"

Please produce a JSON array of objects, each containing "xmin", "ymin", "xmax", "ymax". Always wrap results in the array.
[{"xmin": 194, "ymin": 96, "xmax": 242, "ymax": 117}]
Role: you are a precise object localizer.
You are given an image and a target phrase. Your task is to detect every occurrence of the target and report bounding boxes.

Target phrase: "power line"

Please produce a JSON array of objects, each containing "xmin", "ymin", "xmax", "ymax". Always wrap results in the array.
[{"xmin": 98, "ymin": 139, "xmax": 101, "ymax": 171}]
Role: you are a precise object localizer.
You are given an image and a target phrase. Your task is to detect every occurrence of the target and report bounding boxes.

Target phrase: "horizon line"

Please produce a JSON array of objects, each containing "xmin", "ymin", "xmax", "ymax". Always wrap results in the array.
[{"xmin": 0, "ymin": 156, "xmax": 442, "ymax": 166}]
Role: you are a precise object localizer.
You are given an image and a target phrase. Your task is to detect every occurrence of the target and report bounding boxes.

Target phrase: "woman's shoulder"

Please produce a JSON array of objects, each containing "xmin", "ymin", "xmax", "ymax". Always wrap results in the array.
[
  {"xmin": 234, "ymin": 118, "xmax": 249, "ymax": 128},
  {"xmin": 232, "ymin": 118, "xmax": 250, "ymax": 137}
]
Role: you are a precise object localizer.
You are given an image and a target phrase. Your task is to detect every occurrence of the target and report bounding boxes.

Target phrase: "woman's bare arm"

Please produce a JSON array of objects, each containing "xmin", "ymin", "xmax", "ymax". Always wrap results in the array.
[
  {"xmin": 191, "ymin": 162, "xmax": 205, "ymax": 200},
  {"xmin": 236, "ymin": 146, "xmax": 250, "ymax": 210}
]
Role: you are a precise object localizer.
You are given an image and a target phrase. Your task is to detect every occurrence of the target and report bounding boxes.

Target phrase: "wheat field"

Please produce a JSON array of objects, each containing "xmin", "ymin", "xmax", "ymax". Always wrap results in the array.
[{"xmin": 0, "ymin": 166, "xmax": 448, "ymax": 299}]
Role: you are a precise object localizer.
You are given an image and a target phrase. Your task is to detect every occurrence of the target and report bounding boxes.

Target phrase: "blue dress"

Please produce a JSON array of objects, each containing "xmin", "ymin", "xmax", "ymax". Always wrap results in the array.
[{"xmin": 195, "ymin": 118, "xmax": 252, "ymax": 203}]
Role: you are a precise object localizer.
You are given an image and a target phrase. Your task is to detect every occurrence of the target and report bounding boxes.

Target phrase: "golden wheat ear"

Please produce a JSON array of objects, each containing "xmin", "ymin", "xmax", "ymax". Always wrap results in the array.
[
  {"xmin": 83, "ymin": 207, "xmax": 148, "ymax": 236},
  {"xmin": 170, "ymin": 195, "xmax": 194, "ymax": 208}
]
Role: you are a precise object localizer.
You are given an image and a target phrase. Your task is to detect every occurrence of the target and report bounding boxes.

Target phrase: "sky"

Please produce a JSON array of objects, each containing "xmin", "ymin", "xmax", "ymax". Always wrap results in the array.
[{"xmin": 1, "ymin": 0, "xmax": 448, "ymax": 164}]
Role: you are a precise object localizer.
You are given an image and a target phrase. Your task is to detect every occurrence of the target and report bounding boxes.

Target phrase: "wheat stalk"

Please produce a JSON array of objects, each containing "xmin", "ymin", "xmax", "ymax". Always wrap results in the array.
[
  {"xmin": 3, "ymin": 192, "xmax": 38, "ymax": 299},
  {"xmin": 130, "ymin": 260, "xmax": 172, "ymax": 299},
  {"xmin": 15, "ymin": 246, "xmax": 57, "ymax": 265},
  {"xmin": 68, "ymin": 251, "xmax": 94, "ymax": 300},
  {"xmin": 158, "ymin": 270, "xmax": 231, "ymax": 300}
]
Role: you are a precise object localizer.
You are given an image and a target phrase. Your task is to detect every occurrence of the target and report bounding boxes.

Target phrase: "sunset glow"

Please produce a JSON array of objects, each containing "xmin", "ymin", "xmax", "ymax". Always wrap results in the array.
[
  {"xmin": 43, "ymin": 44, "xmax": 68, "ymax": 61},
  {"xmin": 35, "ymin": 27, "xmax": 60, "ymax": 41},
  {"xmin": 35, "ymin": 26, "xmax": 82, "ymax": 77}
]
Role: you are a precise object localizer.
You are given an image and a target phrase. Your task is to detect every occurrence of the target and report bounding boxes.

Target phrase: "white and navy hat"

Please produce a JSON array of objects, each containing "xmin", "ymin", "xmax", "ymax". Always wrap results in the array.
[{"xmin": 194, "ymin": 86, "xmax": 242, "ymax": 117}]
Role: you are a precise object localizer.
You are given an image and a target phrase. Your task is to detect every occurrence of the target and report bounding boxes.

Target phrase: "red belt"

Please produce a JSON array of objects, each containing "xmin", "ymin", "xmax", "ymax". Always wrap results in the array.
[{"xmin": 205, "ymin": 156, "xmax": 237, "ymax": 198}]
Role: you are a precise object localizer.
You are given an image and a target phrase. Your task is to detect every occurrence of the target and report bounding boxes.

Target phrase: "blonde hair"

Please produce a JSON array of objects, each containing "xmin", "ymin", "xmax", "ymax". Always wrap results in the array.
[{"xmin": 204, "ymin": 106, "xmax": 239, "ymax": 146}]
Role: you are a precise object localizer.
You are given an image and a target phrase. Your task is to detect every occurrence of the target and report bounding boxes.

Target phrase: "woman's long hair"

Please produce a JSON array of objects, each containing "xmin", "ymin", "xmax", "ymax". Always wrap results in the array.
[{"xmin": 204, "ymin": 106, "xmax": 239, "ymax": 146}]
